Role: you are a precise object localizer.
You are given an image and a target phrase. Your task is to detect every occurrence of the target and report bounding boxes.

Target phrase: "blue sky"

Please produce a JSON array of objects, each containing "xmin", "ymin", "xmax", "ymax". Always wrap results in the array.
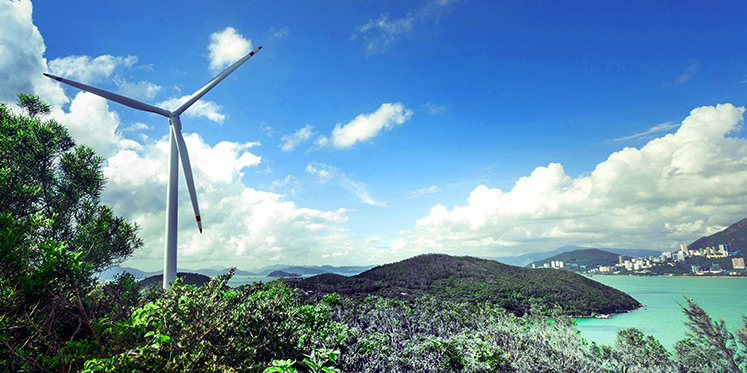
[{"xmin": 2, "ymin": 0, "xmax": 747, "ymax": 270}]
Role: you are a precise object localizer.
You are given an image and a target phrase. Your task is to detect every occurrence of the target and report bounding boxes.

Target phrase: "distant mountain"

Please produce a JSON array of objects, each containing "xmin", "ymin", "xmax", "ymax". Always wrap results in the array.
[
  {"xmin": 252, "ymin": 264, "xmax": 375, "ymax": 276},
  {"xmin": 489, "ymin": 245, "xmax": 662, "ymax": 267},
  {"xmin": 97, "ymin": 266, "xmax": 159, "ymax": 281},
  {"xmin": 139, "ymin": 272, "xmax": 211, "ymax": 288},
  {"xmin": 267, "ymin": 270, "xmax": 301, "ymax": 277},
  {"xmin": 298, "ymin": 254, "xmax": 641, "ymax": 317},
  {"xmin": 191, "ymin": 267, "xmax": 256, "ymax": 277},
  {"xmin": 528, "ymin": 248, "xmax": 627, "ymax": 269},
  {"xmin": 97, "ymin": 266, "xmax": 255, "ymax": 281},
  {"xmin": 689, "ymin": 217, "xmax": 747, "ymax": 254}
]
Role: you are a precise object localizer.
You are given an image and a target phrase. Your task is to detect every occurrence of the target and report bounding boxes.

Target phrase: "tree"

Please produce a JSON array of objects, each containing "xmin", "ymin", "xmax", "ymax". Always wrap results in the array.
[
  {"xmin": 0, "ymin": 94, "xmax": 143, "ymax": 371},
  {"xmin": 677, "ymin": 297, "xmax": 745, "ymax": 373},
  {"xmin": 0, "ymin": 93, "xmax": 142, "ymax": 271}
]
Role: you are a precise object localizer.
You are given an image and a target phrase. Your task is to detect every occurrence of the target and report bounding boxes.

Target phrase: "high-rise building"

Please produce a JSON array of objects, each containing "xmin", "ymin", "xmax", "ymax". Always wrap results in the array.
[
  {"xmin": 733, "ymin": 257, "xmax": 746, "ymax": 270},
  {"xmin": 618, "ymin": 255, "xmax": 624, "ymax": 265}
]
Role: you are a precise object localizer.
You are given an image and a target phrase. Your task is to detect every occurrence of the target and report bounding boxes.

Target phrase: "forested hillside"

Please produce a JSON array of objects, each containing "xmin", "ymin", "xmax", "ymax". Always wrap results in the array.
[{"xmin": 299, "ymin": 253, "xmax": 641, "ymax": 316}]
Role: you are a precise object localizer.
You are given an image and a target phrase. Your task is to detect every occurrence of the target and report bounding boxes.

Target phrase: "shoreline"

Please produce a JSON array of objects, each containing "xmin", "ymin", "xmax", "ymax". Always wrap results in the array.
[{"xmin": 588, "ymin": 273, "xmax": 747, "ymax": 278}]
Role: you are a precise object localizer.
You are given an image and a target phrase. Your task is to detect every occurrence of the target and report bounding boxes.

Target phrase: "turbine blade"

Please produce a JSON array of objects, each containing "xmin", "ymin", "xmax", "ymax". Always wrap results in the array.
[
  {"xmin": 172, "ymin": 46, "xmax": 262, "ymax": 116},
  {"xmin": 43, "ymin": 73, "xmax": 171, "ymax": 117},
  {"xmin": 170, "ymin": 118, "xmax": 203, "ymax": 233}
]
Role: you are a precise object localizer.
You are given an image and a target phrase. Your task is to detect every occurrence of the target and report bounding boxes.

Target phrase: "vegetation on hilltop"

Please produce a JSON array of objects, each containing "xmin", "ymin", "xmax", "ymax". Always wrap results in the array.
[
  {"xmin": 299, "ymin": 253, "xmax": 640, "ymax": 316},
  {"xmin": 138, "ymin": 272, "xmax": 212, "ymax": 288}
]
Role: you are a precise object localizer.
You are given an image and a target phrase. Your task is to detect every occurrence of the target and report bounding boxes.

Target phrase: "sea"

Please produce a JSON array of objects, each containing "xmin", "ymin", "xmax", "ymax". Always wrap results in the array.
[{"xmin": 574, "ymin": 276, "xmax": 747, "ymax": 349}]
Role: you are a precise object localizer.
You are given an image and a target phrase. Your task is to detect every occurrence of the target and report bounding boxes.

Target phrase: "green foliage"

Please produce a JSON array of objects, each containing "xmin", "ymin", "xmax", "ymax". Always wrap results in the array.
[
  {"xmin": 83, "ymin": 273, "xmax": 349, "ymax": 372},
  {"xmin": 16, "ymin": 92, "xmax": 51, "ymax": 119},
  {"xmin": 610, "ymin": 328, "xmax": 674, "ymax": 371},
  {"xmin": 0, "ymin": 94, "xmax": 142, "ymax": 371},
  {"xmin": 678, "ymin": 297, "xmax": 745, "ymax": 372},
  {"xmin": 0, "ymin": 94, "xmax": 142, "ymax": 273}
]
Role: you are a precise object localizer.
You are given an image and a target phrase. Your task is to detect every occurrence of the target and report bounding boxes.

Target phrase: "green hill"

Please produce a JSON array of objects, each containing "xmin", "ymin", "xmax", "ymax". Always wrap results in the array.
[
  {"xmin": 528, "ymin": 248, "xmax": 628, "ymax": 270},
  {"xmin": 139, "ymin": 272, "xmax": 211, "ymax": 288},
  {"xmin": 298, "ymin": 253, "xmax": 641, "ymax": 316}
]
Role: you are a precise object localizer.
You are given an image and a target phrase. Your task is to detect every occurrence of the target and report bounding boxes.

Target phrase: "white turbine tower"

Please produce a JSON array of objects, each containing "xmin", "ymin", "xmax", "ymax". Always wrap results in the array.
[{"xmin": 44, "ymin": 46, "xmax": 262, "ymax": 289}]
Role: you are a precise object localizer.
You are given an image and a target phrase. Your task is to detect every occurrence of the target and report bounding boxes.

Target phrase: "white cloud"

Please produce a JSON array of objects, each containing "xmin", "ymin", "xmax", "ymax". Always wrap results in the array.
[
  {"xmin": 51, "ymin": 92, "xmax": 140, "ymax": 157},
  {"xmin": 384, "ymin": 104, "xmax": 747, "ymax": 261},
  {"xmin": 157, "ymin": 95, "xmax": 226, "ymax": 124},
  {"xmin": 123, "ymin": 122, "xmax": 151, "ymax": 132},
  {"xmin": 609, "ymin": 121, "xmax": 680, "ymax": 142},
  {"xmin": 318, "ymin": 102, "xmax": 413, "ymax": 150},
  {"xmin": 207, "ymin": 27, "xmax": 252, "ymax": 73},
  {"xmin": 48, "ymin": 55, "xmax": 137, "ymax": 84},
  {"xmin": 410, "ymin": 185, "xmax": 439, "ymax": 198},
  {"xmin": 340, "ymin": 174, "xmax": 386, "ymax": 207},
  {"xmin": 102, "ymin": 133, "xmax": 351, "ymax": 269},
  {"xmin": 280, "ymin": 124, "xmax": 315, "ymax": 151},
  {"xmin": 305, "ymin": 161, "xmax": 336, "ymax": 184},
  {"xmin": 271, "ymin": 175, "xmax": 293, "ymax": 190},
  {"xmin": 115, "ymin": 78, "xmax": 162, "ymax": 101},
  {"xmin": 306, "ymin": 162, "xmax": 385, "ymax": 206},
  {"xmin": 0, "ymin": 0, "xmax": 66, "ymax": 107},
  {"xmin": 352, "ymin": 0, "xmax": 458, "ymax": 55}
]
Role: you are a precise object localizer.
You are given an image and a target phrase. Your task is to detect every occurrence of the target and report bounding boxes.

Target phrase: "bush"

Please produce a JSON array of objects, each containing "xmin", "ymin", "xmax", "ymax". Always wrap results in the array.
[{"xmin": 83, "ymin": 273, "xmax": 350, "ymax": 372}]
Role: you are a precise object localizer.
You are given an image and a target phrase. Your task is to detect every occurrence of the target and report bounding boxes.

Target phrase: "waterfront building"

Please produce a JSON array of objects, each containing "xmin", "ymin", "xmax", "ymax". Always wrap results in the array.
[{"xmin": 733, "ymin": 257, "xmax": 746, "ymax": 270}]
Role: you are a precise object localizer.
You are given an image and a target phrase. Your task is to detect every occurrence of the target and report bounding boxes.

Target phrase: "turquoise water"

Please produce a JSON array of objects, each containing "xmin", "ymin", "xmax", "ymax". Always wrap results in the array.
[{"xmin": 575, "ymin": 276, "xmax": 747, "ymax": 349}]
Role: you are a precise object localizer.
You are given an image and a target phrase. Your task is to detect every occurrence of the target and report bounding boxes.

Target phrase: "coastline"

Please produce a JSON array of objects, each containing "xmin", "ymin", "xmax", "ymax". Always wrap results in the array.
[{"xmin": 588, "ymin": 273, "xmax": 747, "ymax": 278}]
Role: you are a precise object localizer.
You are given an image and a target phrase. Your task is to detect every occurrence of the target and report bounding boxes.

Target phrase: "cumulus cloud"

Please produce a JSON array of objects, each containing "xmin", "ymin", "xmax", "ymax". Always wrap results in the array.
[
  {"xmin": 114, "ymin": 78, "xmax": 162, "ymax": 101},
  {"xmin": 352, "ymin": 0, "xmax": 458, "ymax": 55},
  {"xmin": 102, "ymin": 132, "xmax": 351, "ymax": 269},
  {"xmin": 317, "ymin": 102, "xmax": 413, "ymax": 150},
  {"xmin": 157, "ymin": 95, "xmax": 226, "ymax": 124},
  {"xmin": 48, "ymin": 92, "xmax": 141, "ymax": 157},
  {"xmin": 306, "ymin": 162, "xmax": 386, "ymax": 206},
  {"xmin": 280, "ymin": 124, "xmax": 315, "ymax": 151},
  {"xmin": 0, "ymin": 0, "xmax": 67, "ymax": 107},
  {"xmin": 207, "ymin": 27, "xmax": 252, "ymax": 73},
  {"xmin": 384, "ymin": 104, "xmax": 747, "ymax": 261},
  {"xmin": 48, "ymin": 55, "xmax": 137, "ymax": 84}
]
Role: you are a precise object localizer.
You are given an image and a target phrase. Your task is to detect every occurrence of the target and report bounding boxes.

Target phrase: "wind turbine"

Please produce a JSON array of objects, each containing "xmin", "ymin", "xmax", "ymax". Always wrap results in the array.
[{"xmin": 44, "ymin": 46, "xmax": 262, "ymax": 289}]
